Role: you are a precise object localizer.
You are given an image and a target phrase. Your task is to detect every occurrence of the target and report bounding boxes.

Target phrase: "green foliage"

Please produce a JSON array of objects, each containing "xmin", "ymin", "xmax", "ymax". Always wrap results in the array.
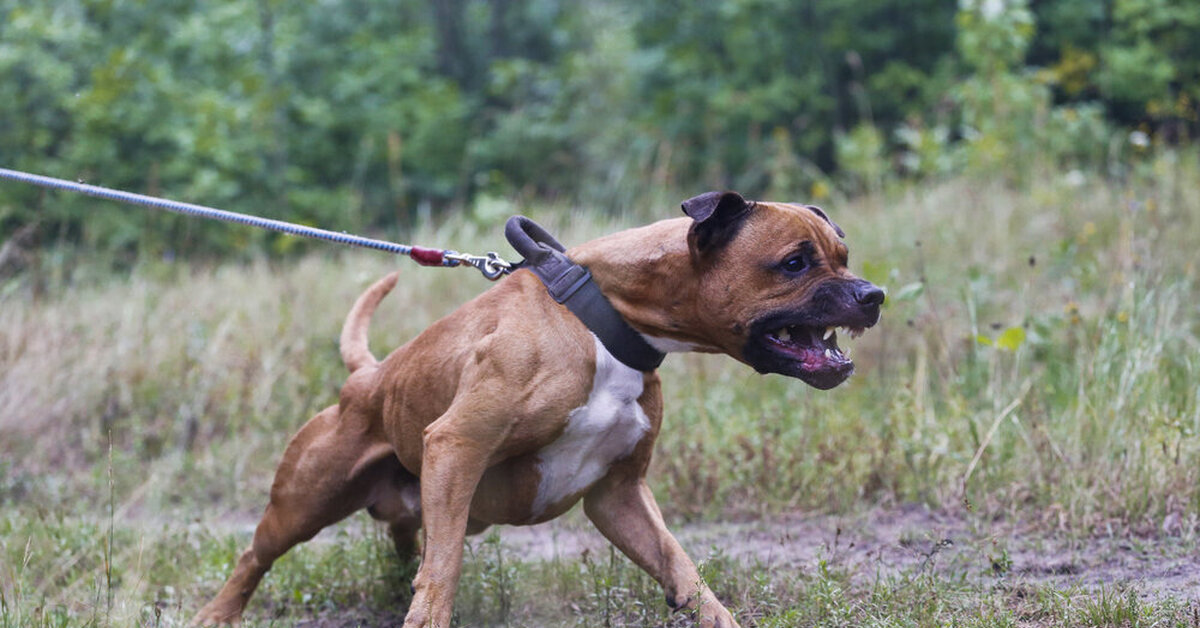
[
  {"xmin": 0, "ymin": 0, "xmax": 1197, "ymax": 259},
  {"xmin": 835, "ymin": 123, "xmax": 887, "ymax": 194},
  {"xmin": 1101, "ymin": 0, "xmax": 1200, "ymax": 127}
]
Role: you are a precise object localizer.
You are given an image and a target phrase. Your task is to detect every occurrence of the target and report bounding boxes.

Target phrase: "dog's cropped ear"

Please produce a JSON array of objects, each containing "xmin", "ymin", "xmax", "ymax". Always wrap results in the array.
[
  {"xmin": 682, "ymin": 191, "xmax": 752, "ymax": 257},
  {"xmin": 681, "ymin": 191, "xmax": 747, "ymax": 223},
  {"xmin": 803, "ymin": 205, "xmax": 845, "ymax": 239}
]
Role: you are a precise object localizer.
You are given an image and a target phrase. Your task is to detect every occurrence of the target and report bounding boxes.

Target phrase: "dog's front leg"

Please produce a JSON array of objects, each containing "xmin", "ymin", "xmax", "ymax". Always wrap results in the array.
[
  {"xmin": 584, "ymin": 473, "xmax": 741, "ymax": 628},
  {"xmin": 402, "ymin": 414, "xmax": 494, "ymax": 628}
]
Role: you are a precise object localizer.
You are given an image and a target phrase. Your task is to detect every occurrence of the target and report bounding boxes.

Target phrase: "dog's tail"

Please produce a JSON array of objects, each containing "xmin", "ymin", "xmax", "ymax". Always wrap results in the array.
[{"xmin": 340, "ymin": 271, "xmax": 400, "ymax": 373}]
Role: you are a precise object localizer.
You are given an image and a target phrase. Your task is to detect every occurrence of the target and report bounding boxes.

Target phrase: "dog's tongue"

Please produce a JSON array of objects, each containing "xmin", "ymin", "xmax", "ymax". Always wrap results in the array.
[
  {"xmin": 800, "ymin": 334, "xmax": 850, "ymax": 371},
  {"xmin": 771, "ymin": 327, "xmax": 851, "ymax": 372}
]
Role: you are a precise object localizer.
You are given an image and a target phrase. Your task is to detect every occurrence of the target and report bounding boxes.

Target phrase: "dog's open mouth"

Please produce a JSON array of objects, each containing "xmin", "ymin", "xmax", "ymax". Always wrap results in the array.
[
  {"xmin": 758, "ymin": 324, "xmax": 867, "ymax": 389},
  {"xmin": 741, "ymin": 279, "xmax": 883, "ymax": 389},
  {"xmin": 767, "ymin": 324, "xmax": 864, "ymax": 367}
]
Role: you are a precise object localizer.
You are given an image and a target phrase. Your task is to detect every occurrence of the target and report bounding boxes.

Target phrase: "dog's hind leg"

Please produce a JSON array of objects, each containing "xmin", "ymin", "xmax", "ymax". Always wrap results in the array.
[{"xmin": 191, "ymin": 404, "xmax": 396, "ymax": 625}]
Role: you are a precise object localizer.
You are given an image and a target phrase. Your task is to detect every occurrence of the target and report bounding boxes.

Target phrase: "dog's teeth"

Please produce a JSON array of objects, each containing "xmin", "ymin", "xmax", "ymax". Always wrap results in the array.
[
  {"xmin": 776, "ymin": 328, "xmax": 791, "ymax": 342},
  {"xmin": 823, "ymin": 326, "xmax": 835, "ymax": 340},
  {"xmin": 824, "ymin": 348, "xmax": 833, "ymax": 358}
]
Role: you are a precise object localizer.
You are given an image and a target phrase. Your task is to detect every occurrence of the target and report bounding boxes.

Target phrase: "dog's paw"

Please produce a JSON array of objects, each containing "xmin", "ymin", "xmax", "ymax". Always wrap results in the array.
[
  {"xmin": 671, "ymin": 589, "xmax": 740, "ymax": 628},
  {"xmin": 189, "ymin": 601, "xmax": 244, "ymax": 626},
  {"xmin": 189, "ymin": 612, "xmax": 240, "ymax": 627},
  {"xmin": 698, "ymin": 603, "xmax": 740, "ymax": 628}
]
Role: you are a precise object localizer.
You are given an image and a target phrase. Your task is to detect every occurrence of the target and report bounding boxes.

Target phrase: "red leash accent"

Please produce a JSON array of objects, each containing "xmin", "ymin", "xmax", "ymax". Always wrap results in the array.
[{"xmin": 408, "ymin": 246, "xmax": 447, "ymax": 266}]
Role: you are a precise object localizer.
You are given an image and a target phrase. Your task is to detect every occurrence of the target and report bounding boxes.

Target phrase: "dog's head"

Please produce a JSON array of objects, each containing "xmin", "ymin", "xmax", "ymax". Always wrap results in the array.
[{"xmin": 681, "ymin": 191, "xmax": 883, "ymax": 389}]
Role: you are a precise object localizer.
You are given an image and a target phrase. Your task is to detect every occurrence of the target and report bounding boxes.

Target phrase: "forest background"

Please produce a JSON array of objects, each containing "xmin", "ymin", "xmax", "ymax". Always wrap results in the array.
[{"xmin": 2, "ymin": 0, "xmax": 1197, "ymax": 261}]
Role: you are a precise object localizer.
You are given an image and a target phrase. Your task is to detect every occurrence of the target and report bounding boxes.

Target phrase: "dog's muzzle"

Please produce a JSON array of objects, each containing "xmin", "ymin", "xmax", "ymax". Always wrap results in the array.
[{"xmin": 742, "ymin": 279, "xmax": 884, "ymax": 389}]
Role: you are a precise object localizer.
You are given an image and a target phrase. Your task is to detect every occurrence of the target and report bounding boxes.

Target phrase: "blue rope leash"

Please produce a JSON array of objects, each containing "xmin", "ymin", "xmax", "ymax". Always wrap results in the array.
[{"xmin": 0, "ymin": 167, "xmax": 512, "ymax": 279}]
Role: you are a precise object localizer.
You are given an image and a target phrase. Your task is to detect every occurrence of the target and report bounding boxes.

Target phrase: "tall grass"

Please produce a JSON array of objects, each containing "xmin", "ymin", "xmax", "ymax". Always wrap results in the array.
[
  {"xmin": 1, "ymin": 156, "xmax": 1198, "ymax": 624},
  {"xmin": 651, "ymin": 156, "xmax": 1200, "ymax": 533}
]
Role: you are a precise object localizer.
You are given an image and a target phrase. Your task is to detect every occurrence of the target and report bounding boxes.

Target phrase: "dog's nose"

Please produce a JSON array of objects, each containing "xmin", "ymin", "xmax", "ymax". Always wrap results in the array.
[{"xmin": 855, "ymin": 282, "xmax": 885, "ymax": 307}]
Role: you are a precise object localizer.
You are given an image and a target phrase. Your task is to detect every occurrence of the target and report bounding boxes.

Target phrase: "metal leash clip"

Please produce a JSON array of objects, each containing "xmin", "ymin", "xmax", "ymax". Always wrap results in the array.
[{"xmin": 444, "ymin": 251, "xmax": 513, "ymax": 280}]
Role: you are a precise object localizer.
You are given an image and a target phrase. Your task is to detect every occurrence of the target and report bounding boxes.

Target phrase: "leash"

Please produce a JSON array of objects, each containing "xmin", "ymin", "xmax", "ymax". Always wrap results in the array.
[
  {"xmin": 1, "ymin": 167, "xmax": 662, "ymax": 370},
  {"xmin": 0, "ymin": 167, "xmax": 513, "ymax": 280}
]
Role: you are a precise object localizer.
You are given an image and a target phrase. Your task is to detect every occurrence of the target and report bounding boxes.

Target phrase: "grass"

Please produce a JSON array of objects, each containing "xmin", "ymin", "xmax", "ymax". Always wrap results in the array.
[{"xmin": 1, "ymin": 152, "xmax": 1199, "ymax": 625}]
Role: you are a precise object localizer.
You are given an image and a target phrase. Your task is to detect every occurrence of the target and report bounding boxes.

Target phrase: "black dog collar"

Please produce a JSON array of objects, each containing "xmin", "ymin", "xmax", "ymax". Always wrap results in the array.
[{"xmin": 505, "ymin": 216, "xmax": 666, "ymax": 373}]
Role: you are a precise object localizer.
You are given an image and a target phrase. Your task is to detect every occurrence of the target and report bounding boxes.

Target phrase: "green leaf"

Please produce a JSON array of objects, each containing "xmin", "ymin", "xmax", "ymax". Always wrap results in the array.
[{"xmin": 995, "ymin": 326, "xmax": 1026, "ymax": 352}]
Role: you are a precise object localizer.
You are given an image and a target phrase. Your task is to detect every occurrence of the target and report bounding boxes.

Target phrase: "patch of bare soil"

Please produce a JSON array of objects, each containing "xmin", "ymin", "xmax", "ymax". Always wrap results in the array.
[
  {"xmin": 289, "ymin": 504, "xmax": 1198, "ymax": 627},
  {"xmin": 493, "ymin": 504, "xmax": 1200, "ymax": 601}
]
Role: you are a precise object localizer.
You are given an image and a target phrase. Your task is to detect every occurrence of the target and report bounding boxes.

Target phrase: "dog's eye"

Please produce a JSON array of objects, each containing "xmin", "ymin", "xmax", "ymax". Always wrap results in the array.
[
  {"xmin": 782, "ymin": 255, "xmax": 809, "ymax": 273},
  {"xmin": 780, "ymin": 241, "xmax": 818, "ymax": 275}
]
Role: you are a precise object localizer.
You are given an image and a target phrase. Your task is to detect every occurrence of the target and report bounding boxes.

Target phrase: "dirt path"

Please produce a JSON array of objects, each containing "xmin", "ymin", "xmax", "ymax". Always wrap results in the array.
[
  {"xmin": 490, "ymin": 504, "xmax": 1200, "ymax": 601},
  {"xmin": 288, "ymin": 504, "xmax": 1198, "ymax": 627}
]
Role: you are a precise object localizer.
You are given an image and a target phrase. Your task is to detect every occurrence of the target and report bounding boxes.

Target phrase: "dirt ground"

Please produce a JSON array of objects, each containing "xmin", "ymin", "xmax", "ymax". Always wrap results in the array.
[
  {"xmin": 285, "ymin": 504, "xmax": 1198, "ymax": 627},
  {"xmin": 492, "ymin": 504, "xmax": 1200, "ymax": 602}
]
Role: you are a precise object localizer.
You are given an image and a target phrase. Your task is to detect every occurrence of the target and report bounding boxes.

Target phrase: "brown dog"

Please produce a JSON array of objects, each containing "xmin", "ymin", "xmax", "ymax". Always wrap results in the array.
[{"xmin": 192, "ymin": 191, "xmax": 883, "ymax": 627}]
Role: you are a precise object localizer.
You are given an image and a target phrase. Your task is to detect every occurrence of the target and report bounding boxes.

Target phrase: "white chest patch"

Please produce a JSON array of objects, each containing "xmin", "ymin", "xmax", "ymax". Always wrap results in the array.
[{"xmin": 531, "ymin": 335, "xmax": 651, "ymax": 516}]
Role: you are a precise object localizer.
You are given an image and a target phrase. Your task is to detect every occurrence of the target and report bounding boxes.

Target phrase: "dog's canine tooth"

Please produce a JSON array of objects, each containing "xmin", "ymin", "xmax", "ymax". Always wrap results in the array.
[
  {"xmin": 776, "ymin": 328, "xmax": 791, "ymax": 342},
  {"xmin": 823, "ymin": 326, "xmax": 835, "ymax": 341}
]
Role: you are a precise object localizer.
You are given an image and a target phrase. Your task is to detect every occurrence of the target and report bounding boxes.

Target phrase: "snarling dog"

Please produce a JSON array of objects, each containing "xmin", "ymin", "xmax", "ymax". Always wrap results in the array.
[{"xmin": 192, "ymin": 191, "xmax": 883, "ymax": 627}]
